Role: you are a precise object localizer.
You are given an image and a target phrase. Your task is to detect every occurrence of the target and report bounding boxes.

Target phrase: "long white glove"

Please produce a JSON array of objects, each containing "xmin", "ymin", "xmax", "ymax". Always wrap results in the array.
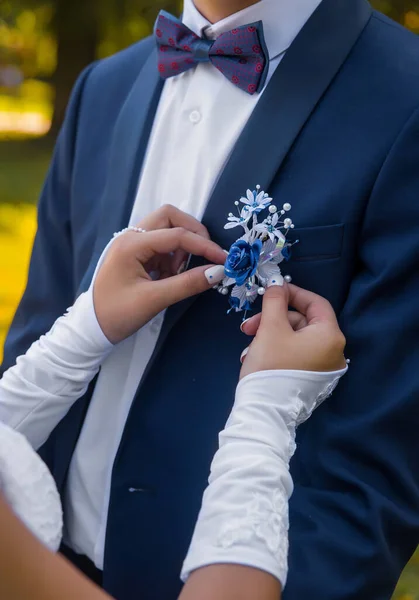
[
  {"xmin": 0, "ymin": 292, "xmax": 113, "ymax": 450},
  {"xmin": 182, "ymin": 366, "xmax": 347, "ymax": 588}
]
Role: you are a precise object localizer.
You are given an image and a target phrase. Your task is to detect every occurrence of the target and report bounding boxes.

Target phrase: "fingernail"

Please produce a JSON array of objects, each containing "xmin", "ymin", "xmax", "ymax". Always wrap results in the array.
[
  {"xmin": 267, "ymin": 274, "xmax": 284, "ymax": 287},
  {"xmin": 223, "ymin": 249, "xmax": 229, "ymax": 254},
  {"xmin": 177, "ymin": 261, "xmax": 187, "ymax": 275},
  {"xmin": 240, "ymin": 347, "xmax": 249, "ymax": 363},
  {"xmin": 205, "ymin": 265, "xmax": 225, "ymax": 285},
  {"xmin": 240, "ymin": 318, "xmax": 251, "ymax": 333}
]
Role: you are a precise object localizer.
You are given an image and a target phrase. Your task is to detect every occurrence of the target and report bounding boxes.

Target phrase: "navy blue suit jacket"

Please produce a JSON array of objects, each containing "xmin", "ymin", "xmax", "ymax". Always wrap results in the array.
[{"xmin": 3, "ymin": 1, "xmax": 419, "ymax": 598}]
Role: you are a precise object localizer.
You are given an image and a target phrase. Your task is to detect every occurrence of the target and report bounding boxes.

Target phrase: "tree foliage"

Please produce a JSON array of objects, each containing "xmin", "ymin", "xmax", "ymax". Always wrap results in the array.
[{"xmin": 0, "ymin": 0, "xmax": 418, "ymax": 132}]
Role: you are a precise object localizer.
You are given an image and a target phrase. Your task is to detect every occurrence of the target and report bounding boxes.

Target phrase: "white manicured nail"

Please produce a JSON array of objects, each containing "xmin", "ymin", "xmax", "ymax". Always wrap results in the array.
[
  {"xmin": 267, "ymin": 274, "xmax": 284, "ymax": 287},
  {"xmin": 205, "ymin": 265, "xmax": 225, "ymax": 285},
  {"xmin": 240, "ymin": 318, "xmax": 251, "ymax": 333},
  {"xmin": 240, "ymin": 347, "xmax": 249, "ymax": 363}
]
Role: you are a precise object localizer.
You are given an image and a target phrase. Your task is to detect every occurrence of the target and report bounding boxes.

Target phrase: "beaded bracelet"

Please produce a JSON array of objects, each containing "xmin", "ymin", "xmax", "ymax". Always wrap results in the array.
[{"xmin": 113, "ymin": 226, "xmax": 147, "ymax": 238}]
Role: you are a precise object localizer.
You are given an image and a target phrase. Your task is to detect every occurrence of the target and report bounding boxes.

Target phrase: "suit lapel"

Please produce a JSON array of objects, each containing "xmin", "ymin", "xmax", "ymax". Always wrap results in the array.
[
  {"xmin": 150, "ymin": 0, "xmax": 372, "ymax": 346},
  {"xmin": 78, "ymin": 45, "xmax": 164, "ymax": 294},
  {"xmin": 203, "ymin": 0, "xmax": 372, "ymax": 245}
]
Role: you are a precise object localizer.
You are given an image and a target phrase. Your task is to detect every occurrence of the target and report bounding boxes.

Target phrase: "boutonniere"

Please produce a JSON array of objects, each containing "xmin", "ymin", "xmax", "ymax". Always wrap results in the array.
[{"xmin": 214, "ymin": 185, "xmax": 297, "ymax": 316}]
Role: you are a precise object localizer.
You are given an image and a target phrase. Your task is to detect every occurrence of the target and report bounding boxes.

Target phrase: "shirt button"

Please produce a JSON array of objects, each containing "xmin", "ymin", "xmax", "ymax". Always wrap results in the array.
[{"xmin": 189, "ymin": 110, "xmax": 202, "ymax": 124}]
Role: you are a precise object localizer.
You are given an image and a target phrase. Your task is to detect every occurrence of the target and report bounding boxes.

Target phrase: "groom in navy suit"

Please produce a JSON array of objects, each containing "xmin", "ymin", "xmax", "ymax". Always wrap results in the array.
[{"xmin": 3, "ymin": 0, "xmax": 419, "ymax": 598}]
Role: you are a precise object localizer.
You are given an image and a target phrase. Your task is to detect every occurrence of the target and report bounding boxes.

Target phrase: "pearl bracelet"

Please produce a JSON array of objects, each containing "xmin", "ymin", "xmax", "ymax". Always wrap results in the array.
[{"xmin": 113, "ymin": 226, "xmax": 147, "ymax": 238}]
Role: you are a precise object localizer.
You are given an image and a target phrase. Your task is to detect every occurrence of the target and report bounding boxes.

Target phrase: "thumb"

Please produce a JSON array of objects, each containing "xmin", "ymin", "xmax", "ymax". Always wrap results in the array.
[
  {"xmin": 259, "ymin": 284, "xmax": 292, "ymax": 335},
  {"xmin": 150, "ymin": 264, "xmax": 225, "ymax": 309}
]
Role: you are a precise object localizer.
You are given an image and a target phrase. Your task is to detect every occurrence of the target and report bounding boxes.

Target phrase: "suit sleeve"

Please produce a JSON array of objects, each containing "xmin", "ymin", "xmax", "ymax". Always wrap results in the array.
[
  {"xmin": 285, "ymin": 107, "xmax": 419, "ymax": 600},
  {"xmin": 1, "ymin": 64, "xmax": 97, "ymax": 375}
]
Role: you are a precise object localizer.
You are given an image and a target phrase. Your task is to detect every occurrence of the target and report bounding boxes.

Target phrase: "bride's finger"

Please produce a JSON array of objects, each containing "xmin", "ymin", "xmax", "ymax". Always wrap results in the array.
[
  {"xmin": 172, "ymin": 249, "xmax": 189, "ymax": 274},
  {"xmin": 240, "ymin": 310, "xmax": 307, "ymax": 336},
  {"xmin": 136, "ymin": 204, "xmax": 210, "ymax": 240},
  {"xmin": 134, "ymin": 228, "xmax": 226, "ymax": 266},
  {"xmin": 288, "ymin": 284, "xmax": 338, "ymax": 326},
  {"xmin": 240, "ymin": 313, "xmax": 262, "ymax": 335},
  {"xmin": 288, "ymin": 311, "xmax": 308, "ymax": 331},
  {"xmin": 148, "ymin": 263, "xmax": 225, "ymax": 311}
]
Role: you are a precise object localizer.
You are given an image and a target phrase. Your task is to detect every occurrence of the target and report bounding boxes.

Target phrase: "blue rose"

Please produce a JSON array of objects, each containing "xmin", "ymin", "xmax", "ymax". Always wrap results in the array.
[{"xmin": 224, "ymin": 239, "xmax": 262, "ymax": 286}]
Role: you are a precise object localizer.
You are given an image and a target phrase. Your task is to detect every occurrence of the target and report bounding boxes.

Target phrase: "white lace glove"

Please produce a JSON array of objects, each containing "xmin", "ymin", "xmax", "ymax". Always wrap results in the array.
[
  {"xmin": 0, "ymin": 235, "xmax": 125, "ymax": 552},
  {"xmin": 181, "ymin": 367, "xmax": 347, "ymax": 588},
  {"xmin": 0, "ymin": 421, "xmax": 63, "ymax": 551},
  {"xmin": 0, "ymin": 290, "xmax": 113, "ymax": 553},
  {"xmin": 0, "ymin": 291, "xmax": 113, "ymax": 451}
]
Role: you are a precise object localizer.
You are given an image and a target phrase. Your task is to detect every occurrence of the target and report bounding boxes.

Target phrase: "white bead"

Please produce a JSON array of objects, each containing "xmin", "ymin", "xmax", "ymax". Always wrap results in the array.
[
  {"xmin": 257, "ymin": 287, "xmax": 266, "ymax": 295},
  {"xmin": 256, "ymin": 184, "xmax": 261, "ymax": 189},
  {"xmin": 291, "ymin": 224, "xmax": 295, "ymax": 229},
  {"xmin": 284, "ymin": 218, "xmax": 292, "ymax": 228},
  {"xmin": 229, "ymin": 212, "xmax": 234, "ymax": 217},
  {"xmin": 280, "ymin": 210, "xmax": 285, "ymax": 215},
  {"xmin": 284, "ymin": 275, "xmax": 292, "ymax": 283},
  {"xmin": 283, "ymin": 203, "xmax": 291, "ymax": 211},
  {"xmin": 269, "ymin": 205, "xmax": 277, "ymax": 213},
  {"xmin": 234, "ymin": 201, "xmax": 239, "ymax": 206},
  {"xmin": 220, "ymin": 287, "xmax": 229, "ymax": 296}
]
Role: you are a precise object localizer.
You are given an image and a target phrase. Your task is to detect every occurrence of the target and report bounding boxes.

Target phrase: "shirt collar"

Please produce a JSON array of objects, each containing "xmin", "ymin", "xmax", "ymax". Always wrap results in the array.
[{"xmin": 182, "ymin": 0, "xmax": 323, "ymax": 61}]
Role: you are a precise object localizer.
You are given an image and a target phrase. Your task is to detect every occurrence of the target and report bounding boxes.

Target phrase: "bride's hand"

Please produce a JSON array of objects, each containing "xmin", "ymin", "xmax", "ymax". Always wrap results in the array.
[
  {"xmin": 240, "ymin": 283, "xmax": 347, "ymax": 378},
  {"xmin": 93, "ymin": 206, "xmax": 226, "ymax": 344}
]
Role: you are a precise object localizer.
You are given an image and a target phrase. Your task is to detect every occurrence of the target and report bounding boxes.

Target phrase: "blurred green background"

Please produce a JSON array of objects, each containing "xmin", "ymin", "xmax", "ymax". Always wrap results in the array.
[{"xmin": 0, "ymin": 2, "xmax": 418, "ymax": 597}]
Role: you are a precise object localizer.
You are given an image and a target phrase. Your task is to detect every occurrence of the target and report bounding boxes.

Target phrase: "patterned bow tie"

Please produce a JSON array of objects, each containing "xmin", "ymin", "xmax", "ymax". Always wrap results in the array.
[{"xmin": 154, "ymin": 10, "xmax": 269, "ymax": 95}]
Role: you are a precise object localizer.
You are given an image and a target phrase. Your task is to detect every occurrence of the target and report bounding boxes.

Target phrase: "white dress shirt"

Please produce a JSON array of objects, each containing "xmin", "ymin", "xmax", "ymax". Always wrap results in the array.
[
  {"xmin": 0, "ymin": 230, "xmax": 346, "ymax": 587},
  {"xmin": 62, "ymin": 0, "xmax": 321, "ymax": 567}
]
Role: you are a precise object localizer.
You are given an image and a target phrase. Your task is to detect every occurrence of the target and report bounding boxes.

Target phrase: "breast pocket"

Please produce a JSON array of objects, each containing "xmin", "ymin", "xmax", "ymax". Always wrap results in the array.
[
  {"xmin": 288, "ymin": 223, "xmax": 344, "ymax": 262},
  {"xmin": 285, "ymin": 224, "xmax": 347, "ymax": 311}
]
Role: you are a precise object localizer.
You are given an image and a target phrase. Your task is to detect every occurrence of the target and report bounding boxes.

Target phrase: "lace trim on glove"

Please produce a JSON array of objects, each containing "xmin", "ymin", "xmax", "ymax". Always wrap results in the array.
[
  {"xmin": 295, "ymin": 375, "xmax": 341, "ymax": 427},
  {"xmin": 217, "ymin": 489, "xmax": 289, "ymax": 565},
  {"xmin": 214, "ymin": 376, "xmax": 341, "ymax": 563},
  {"xmin": 284, "ymin": 375, "xmax": 341, "ymax": 457}
]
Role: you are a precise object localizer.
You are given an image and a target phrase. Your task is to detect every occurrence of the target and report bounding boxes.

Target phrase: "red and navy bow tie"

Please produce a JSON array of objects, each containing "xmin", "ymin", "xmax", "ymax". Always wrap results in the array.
[{"xmin": 154, "ymin": 10, "xmax": 269, "ymax": 95}]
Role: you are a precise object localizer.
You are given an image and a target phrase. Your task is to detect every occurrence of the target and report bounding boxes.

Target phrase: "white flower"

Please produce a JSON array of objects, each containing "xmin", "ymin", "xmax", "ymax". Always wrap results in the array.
[
  {"xmin": 230, "ymin": 282, "xmax": 258, "ymax": 311},
  {"xmin": 254, "ymin": 212, "xmax": 286, "ymax": 242},
  {"xmin": 224, "ymin": 208, "xmax": 252, "ymax": 230},
  {"xmin": 221, "ymin": 276, "xmax": 236, "ymax": 288},
  {"xmin": 240, "ymin": 189, "xmax": 272, "ymax": 216},
  {"xmin": 257, "ymin": 261, "xmax": 283, "ymax": 285}
]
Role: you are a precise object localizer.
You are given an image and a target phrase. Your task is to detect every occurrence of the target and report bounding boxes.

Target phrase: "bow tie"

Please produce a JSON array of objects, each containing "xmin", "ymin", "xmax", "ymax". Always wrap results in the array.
[{"xmin": 154, "ymin": 10, "xmax": 269, "ymax": 95}]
